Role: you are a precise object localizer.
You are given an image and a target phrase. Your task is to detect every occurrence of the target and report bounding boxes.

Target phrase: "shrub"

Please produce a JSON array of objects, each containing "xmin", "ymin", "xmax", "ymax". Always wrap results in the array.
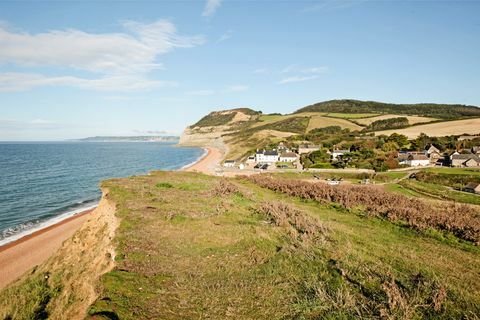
[{"xmin": 247, "ymin": 175, "xmax": 480, "ymax": 244}]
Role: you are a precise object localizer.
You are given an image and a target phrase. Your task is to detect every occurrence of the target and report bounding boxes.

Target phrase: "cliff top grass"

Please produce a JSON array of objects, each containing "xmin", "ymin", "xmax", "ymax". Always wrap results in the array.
[{"xmin": 85, "ymin": 171, "xmax": 480, "ymax": 319}]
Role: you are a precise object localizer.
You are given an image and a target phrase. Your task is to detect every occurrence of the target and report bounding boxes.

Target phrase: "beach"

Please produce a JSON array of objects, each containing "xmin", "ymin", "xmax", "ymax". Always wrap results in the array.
[{"xmin": 0, "ymin": 146, "xmax": 222, "ymax": 290}]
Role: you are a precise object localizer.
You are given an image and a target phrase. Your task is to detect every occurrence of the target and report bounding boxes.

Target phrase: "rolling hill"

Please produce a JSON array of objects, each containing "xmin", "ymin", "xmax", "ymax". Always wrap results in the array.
[{"xmin": 179, "ymin": 99, "xmax": 480, "ymax": 160}]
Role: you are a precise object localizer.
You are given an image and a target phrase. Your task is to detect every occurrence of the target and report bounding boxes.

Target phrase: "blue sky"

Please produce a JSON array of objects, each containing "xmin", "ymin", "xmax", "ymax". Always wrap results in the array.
[{"xmin": 0, "ymin": 0, "xmax": 479, "ymax": 140}]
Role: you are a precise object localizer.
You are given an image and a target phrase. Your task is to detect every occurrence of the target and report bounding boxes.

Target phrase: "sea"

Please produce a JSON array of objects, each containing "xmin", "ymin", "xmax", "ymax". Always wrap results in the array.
[{"xmin": 0, "ymin": 141, "xmax": 204, "ymax": 246}]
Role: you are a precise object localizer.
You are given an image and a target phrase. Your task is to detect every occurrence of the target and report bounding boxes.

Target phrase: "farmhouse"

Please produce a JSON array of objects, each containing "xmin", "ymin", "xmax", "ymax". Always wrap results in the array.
[
  {"xmin": 279, "ymin": 152, "xmax": 297, "ymax": 162},
  {"xmin": 464, "ymin": 182, "xmax": 480, "ymax": 194},
  {"xmin": 450, "ymin": 153, "xmax": 480, "ymax": 167},
  {"xmin": 255, "ymin": 150, "xmax": 279, "ymax": 163},
  {"xmin": 405, "ymin": 154, "xmax": 430, "ymax": 167},
  {"xmin": 298, "ymin": 144, "xmax": 320, "ymax": 154}
]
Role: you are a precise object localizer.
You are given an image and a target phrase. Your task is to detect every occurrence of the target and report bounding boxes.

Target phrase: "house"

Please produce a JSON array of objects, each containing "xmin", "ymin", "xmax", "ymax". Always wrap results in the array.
[
  {"xmin": 464, "ymin": 182, "xmax": 480, "ymax": 194},
  {"xmin": 223, "ymin": 160, "xmax": 236, "ymax": 168},
  {"xmin": 405, "ymin": 154, "xmax": 430, "ymax": 167},
  {"xmin": 331, "ymin": 149, "xmax": 350, "ymax": 160},
  {"xmin": 255, "ymin": 150, "xmax": 279, "ymax": 163},
  {"xmin": 298, "ymin": 144, "xmax": 320, "ymax": 154},
  {"xmin": 425, "ymin": 145, "xmax": 440, "ymax": 156},
  {"xmin": 277, "ymin": 142, "xmax": 289, "ymax": 153},
  {"xmin": 428, "ymin": 151, "xmax": 444, "ymax": 165},
  {"xmin": 472, "ymin": 146, "xmax": 480, "ymax": 155},
  {"xmin": 450, "ymin": 153, "xmax": 480, "ymax": 167},
  {"xmin": 279, "ymin": 152, "xmax": 297, "ymax": 162}
]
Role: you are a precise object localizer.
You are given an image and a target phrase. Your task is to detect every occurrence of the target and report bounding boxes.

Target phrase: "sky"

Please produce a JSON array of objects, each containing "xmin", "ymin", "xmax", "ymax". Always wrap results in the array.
[{"xmin": 0, "ymin": 0, "xmax": 479, "ymax": 140}]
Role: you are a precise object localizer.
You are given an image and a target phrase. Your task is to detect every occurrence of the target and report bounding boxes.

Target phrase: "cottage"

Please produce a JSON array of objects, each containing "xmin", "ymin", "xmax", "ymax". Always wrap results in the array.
[
  {"xmin": 450, "ymin": 153, "xmax": 480, "ymax": 167},
  {"xmin": 278, "ymin": 152, "xmax": 297, "ymax": 162},
  {"xmin": 298, "ymin": 144, "xmax": 320, "ymax": 154},
  {"xmin": 428, "ymin": 151, "xmax": 444, "ymax": 165},
  {"xmin": 277, "ymin": 142, "xmax": 289, "ymax": 152},
  {"xmin": 464, "ymin": 182, "xmax": 480, "ymax": 194},
  {"xmin": 425, "ymin": 145, "xmax": 440, "ymax": 155},
  {"xmin": 405, "ymin": 154, "xmax": 430, "ymax": 167},
  {"xmin": 245, "ymin": 155, "xmax": 256, "ymax": 164},
  {"xmin": 255, "ymin": 150, "xmax": 279, "ymax": 163},
  {"xmin": 331, "ymin": 149, "xmax": 349, "ymax": 160},
  {"xmin": 223, "ymin": 160, "xmax": 236, "ymax": 168}
]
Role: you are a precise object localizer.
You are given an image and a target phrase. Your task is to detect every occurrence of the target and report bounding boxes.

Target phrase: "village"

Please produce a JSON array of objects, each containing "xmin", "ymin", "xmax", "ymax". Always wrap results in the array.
[{"xmin": 221, "ymin": 136, "xmax": 480, "ymax": 193}]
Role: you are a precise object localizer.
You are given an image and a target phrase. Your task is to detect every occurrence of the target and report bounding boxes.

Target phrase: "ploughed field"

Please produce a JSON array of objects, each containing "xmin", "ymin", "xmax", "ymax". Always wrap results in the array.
[{"xmin": 2, "ymin": 171, "xmax": 480, "ymax": 319}]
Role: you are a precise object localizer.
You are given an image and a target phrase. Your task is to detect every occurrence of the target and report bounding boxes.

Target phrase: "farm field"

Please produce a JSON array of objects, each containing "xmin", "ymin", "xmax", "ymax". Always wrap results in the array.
[
  {"xmin": 355, "ymin": 114, "xmax": 438, "ymax": 126},
  {"xmin": 374, "ymin": 118, "xmax": 480, "ymax": 138},
  {"xmin": 307, "ymin": 114, "xmax": 363, "ymax": 131},
  {"xmin": 324, "ymin": 112, "xmax": 379, "ymax": 119}
]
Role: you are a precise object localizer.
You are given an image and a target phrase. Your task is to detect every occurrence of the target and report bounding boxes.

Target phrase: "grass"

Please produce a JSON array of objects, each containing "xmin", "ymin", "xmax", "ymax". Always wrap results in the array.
[
  {"xmin": 399, "ymin": 180, "xmax": 480, "ymax": 205},
  {"xmin": 85, "ymin": 171, "xmax": 479, "ymax": 319},
  {"xmin": 307, "ymin": 115, "xmax": 363, "ymax": 132},
  {"xmin": 2, "ymin": 171, "xmax": 479, "ymax": 318},
  {"xmin": 423, "ymin": 167, "xmax": 480, "ymax": 176},
  {"xmin": 325, "ymin": 112, "xmax": 380, "ymax": 119}
]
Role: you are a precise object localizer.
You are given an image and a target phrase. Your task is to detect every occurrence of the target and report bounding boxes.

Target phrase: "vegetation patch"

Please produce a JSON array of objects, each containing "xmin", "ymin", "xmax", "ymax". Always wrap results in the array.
[{"xmin": 365, "ymin": 117, "xmax": 410, "ymax": 131}]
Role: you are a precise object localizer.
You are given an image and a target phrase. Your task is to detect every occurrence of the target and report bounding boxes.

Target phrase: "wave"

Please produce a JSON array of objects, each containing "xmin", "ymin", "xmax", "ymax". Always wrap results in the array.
[
  {"xmin": 0, "ymin": 200, "xmax": 99, "ymax": 247},
  {"xmin": 179, "ymin": 147, "xmax": 209, "ymax": 171}
]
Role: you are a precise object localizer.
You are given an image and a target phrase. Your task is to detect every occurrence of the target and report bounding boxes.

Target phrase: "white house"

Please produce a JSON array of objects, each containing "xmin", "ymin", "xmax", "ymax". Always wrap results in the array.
[
  {"xmin": 331, "ymin": 149, "xmax": 350, "ymax": 160},
  {"xmin": 405, "ymin": 154, "xmax": 430, "ymax": 167},
  {"xmin": 246, "ymin": 155, "xmax": 256, "ymax": 164},
  {"xmin": 279, "ymin": 152, "xmax": 297, "ymax": 162},
  {"xmin": 255, "ymin": 150, "xmax": 279, "ymax": 163}
]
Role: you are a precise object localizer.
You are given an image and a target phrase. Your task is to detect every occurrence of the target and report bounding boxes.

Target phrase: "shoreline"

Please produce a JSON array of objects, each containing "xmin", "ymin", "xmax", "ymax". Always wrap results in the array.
[{"xmin": 0, "ymin": 146, "xmax": 220, "ymax": 290}]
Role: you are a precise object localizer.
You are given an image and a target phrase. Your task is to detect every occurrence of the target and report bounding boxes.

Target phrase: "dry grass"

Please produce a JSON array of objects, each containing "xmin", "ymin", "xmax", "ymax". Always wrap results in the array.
[
  {"xmin": 375, "ymin": 118, "xmax": 480, "ymax": 138},
  {"xmin": 247, "ymin": 175, "xmax": 480, "ymax": 244},
  {"xmin": 307, "ymin": 115, "xmax": 363, "ymax": 131}
]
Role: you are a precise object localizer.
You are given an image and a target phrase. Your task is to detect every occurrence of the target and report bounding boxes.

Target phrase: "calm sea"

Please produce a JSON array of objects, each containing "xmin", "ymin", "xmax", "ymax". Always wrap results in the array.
[{"xmin": 0, "ymin": 142, "xmax": 203, "ymax": 246}]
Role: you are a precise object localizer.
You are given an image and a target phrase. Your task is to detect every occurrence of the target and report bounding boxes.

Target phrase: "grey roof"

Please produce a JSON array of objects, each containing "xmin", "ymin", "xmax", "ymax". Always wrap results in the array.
[
  {"xmin": 264, "ymin": 150, "xmax": 279, "ymax": 156},
  {"xmin": 465, "ymin": 182, "xmax": 480, "ymax": 189},
  {"xmin": 408, "ymin": 154, "xmax": 429, "ymax": 161},
  {"xmin": 452, "ymin": 154, "xmax": 480, "ymax": 161}
]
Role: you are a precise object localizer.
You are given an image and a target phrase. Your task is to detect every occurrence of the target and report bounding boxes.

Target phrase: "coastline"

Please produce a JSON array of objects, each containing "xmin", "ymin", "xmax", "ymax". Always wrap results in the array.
[{"xmin": 0, "ymin": 145, "xmax": 220, "ymax": 290}]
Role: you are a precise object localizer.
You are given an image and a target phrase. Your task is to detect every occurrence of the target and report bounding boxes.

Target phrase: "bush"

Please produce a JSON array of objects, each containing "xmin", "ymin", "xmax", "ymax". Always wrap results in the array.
[{"xmin": 247, "ymin": 175, "xmax": 480, "ymax": 244}]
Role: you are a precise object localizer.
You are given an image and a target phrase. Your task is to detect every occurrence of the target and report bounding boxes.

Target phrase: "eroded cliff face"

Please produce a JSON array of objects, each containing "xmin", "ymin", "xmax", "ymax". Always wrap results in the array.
[{"xmin": 0, "ymin": 189, "xmax": 119, "ymax": 320}]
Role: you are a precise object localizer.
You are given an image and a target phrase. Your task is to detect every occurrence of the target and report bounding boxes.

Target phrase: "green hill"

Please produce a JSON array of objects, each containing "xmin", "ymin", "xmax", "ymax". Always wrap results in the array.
[{"xmin": 295, "ymin": 99, "xmax": 480, "ymax": 119}]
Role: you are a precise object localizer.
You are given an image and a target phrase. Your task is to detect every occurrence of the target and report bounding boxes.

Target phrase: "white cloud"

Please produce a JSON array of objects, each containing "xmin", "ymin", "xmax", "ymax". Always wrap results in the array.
[
  {"xmin": 202, "ymin": 0, "xmax": 222, "ymax": 17},
  {"xmin": 187, "ymin": 89, "xmax": 215, "ymax": 96},
  {"xmin": 0, "ymin": 72, "xmax": 177, "ymax": 92},
  {"xmin": 278, "ymin": 75, "xmax": 318, "ymax": 84},
  {"xmin": 0, "ymin": 20, "xmax": 203, "ymax": 91},
  {"xmin": 253, "ymin": 68, "xmax": 268, "ymax": 74},
  {"xmin": 225, "ymin": 85, "xmax": 249, "ymax": 92},
  {"xmin": 281, "ymin": 64, "xmax": 328, "ymax": 74},
  {"xmin": 216, "ymin": 29, "xmax": 232, "ymax": 43}
]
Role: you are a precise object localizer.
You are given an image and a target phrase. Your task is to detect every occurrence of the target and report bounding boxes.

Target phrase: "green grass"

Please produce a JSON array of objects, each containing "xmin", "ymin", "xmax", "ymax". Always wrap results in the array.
[
  {"xmin": 85, "ymin": 171, "xmax": 479, "ymax": 319},
  {"xmin": 423, "ymin": 167, "xmax": 480, "ymax": 176},
  {"xmin": 398, "ymin": 180, "xmax": 480, "ymax": 205},
  {"xmin": 325, "ymin": 112, "xmax": 380, "ymax": 119},
  {"xmin": 258, "ymin": 114, "xmax": 284, "ymax": 122}
]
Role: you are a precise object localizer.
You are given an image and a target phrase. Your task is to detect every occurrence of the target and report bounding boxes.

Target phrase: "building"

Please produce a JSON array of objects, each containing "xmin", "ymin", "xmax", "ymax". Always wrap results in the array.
[
  {"xmin": 450, "ymin": 153, "xmax": 480, "ymax": 167},
  {"xmin": 298, "ymin": 144, "xmax": 320, "ymax": 154},
  {"xmin": 425, "ymin": 145, "xmax": 440, "ymax": 155},
  {"xmin": 464, "ymin": 182, "xmax": 480, "ymax": 194},
  {"xmin": 405, "ymin": 154, "xmax": 430, "ymax": 167},
  {"xmin": 223, "ymin": 160, "xmax": 236, "ymax": 168},
  {"xmin": 279, "ymin": 152, "xmax": 297, "ymax": 162},
  {"xmin": 255, "ymin": 150, "xmax": 279, "ymax": 163},
  {"xmin": 331, "ymin": 149, "xmax": 350, "ymax": 160},
  {"xmin": 428, "ymin": 151, "xmax": 444, "ymax": 165},
  {"xmin": 277, "ymin": 142, "xmax": 289, "ymax": 152}
]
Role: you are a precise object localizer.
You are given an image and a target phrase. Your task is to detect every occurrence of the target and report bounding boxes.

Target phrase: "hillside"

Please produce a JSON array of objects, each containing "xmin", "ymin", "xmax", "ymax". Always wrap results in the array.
[
  {"xmin": 1, "ymin": 171, "xmax": 479, "ymax": 318},
  {"xmin": 295, "ymin": 99, "xmax": 480, "ymax": 119},
  {"xmin": 179, "ymin": 99, "xmax": 480, "ymax": 161}
]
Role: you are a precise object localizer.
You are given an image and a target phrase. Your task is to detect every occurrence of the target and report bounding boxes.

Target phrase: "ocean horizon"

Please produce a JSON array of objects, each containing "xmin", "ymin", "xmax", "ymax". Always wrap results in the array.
[{"xmin": 0, "ymin": 141, "xmax": 203, "ymax": 246}]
